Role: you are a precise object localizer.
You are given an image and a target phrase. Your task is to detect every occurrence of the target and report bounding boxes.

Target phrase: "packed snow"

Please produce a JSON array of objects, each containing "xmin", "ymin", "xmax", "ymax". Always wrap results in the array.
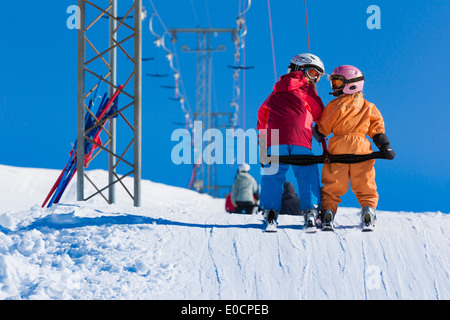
[{"xmin": 0, "ymin": 164, "xmax": 448, "ymax": 300}]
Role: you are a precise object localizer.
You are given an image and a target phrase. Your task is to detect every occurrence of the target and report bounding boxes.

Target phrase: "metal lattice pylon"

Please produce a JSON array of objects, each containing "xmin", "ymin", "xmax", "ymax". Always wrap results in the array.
[{"xmin": 77, "ymin": 0, "xmax": 142, "ymax": 206}]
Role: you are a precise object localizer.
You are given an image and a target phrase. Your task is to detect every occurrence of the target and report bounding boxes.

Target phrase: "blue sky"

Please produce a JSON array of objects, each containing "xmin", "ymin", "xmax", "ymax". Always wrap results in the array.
[{"xmin": 0, "ymin": 0, "xmax": 449, "ymax": 213}]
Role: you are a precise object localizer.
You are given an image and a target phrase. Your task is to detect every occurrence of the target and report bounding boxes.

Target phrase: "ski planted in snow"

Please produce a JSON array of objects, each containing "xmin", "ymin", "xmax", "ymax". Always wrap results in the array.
[{"xmin": 42, "ymin": 82, "xmax": 123, "ymax": 208}]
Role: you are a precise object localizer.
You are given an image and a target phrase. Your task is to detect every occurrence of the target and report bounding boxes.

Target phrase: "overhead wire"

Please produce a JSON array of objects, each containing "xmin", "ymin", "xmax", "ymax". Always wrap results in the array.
[
  {"xmin": 190, "ymin": 0, "xmax": 200, "ymax": 26},
  {"xmin": 267, "ymin": 0, "xmax": 277, "ymax": 83},
  {"xmin": 204, "ymin": 0, "xmax": 212, "ymax": 28},
  {"xmin": 304, "ymin": 0, "xmax": 311, "ymax": 53}
]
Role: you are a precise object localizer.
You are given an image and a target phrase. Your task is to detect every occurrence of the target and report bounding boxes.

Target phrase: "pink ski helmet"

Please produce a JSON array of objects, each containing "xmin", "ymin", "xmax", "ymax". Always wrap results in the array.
[{"xmin": 328, "ymin": 65, "xmax": 364, "ymax": 96}]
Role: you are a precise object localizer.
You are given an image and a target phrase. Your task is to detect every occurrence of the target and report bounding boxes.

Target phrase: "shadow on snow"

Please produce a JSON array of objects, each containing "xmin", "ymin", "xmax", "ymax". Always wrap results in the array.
[{"xmin": 0, "ymin": 211, "xmax": 272, "ymax": 233}]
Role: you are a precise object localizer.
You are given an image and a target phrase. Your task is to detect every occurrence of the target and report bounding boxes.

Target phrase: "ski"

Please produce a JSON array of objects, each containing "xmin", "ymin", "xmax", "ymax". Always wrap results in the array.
[
  {"xmin": 42, "ymin": 83, "xmax": 124, "ymax": 208},
  {"xmin": 305, "ymin": 226, "xmax": 317, "ymax": 233},
  {"xmin": 322, "ymin": 225, "xmax": 334, "ymax": 232},
  {"xmin": 361, "ymin": 223, "xmax": 375, "ymax": 232}
]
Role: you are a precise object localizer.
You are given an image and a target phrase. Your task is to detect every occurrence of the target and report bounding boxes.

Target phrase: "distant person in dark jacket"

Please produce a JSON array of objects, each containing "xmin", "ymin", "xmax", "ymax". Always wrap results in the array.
[{"xmin": 280, "ymin": 182, "xmax": 301, "ymax": 215}]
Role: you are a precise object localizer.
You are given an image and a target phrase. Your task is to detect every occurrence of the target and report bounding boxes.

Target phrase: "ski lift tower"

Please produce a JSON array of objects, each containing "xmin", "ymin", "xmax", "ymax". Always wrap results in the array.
[
  {"xmin": 169, "ymin": 28, "xmax": 239, "ymax": 197},
  {"xmin": 77, "ymin": 0, "xmax": 143, "ymax": 206}
]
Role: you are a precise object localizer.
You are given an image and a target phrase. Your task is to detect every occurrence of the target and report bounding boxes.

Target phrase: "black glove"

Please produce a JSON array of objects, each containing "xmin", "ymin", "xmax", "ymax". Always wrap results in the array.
[
  {"xmin": 373, "ymin": 133, "xmax": 395, "ymax": 160},
  {"xmin": 312, "ymin": 124, "xmax": 326, "ymax": 142}
]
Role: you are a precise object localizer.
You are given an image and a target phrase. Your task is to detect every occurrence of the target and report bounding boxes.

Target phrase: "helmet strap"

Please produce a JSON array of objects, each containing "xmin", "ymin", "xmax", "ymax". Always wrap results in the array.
[
  {"xmin": 287, "ymin": 63, "xmax": 300, "ymax": 73},
  {"xmin": 330, "ymin": 89, "xmax": 344, "ymax": 97}
]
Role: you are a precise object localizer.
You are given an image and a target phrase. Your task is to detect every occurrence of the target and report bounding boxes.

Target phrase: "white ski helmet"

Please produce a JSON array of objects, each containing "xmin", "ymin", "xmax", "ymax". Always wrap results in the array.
[
  {"xmin": 287, "ymin": 53, "xmax": 325, "ymax": 75},
  {"xmin": 239, "ymin": 163, "xmax": 250, "ymax": 172}
]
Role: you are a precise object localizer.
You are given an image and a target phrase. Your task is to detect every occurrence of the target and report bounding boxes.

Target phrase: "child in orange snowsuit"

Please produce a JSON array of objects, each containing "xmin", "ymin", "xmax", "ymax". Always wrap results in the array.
[{"xmin": 314, "ymin": 65, "xmax": 395, "ymax": 229}]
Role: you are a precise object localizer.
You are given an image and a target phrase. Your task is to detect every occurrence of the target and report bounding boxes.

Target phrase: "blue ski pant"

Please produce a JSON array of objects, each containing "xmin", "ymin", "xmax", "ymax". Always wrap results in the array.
[{"xmin": 260, "ymin": 145, "xmax": 322, "ymax": 212}]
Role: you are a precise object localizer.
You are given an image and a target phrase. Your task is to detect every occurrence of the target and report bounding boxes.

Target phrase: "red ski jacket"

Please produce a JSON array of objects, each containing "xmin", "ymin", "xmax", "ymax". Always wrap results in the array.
[{"xmin": 257, "ymin": 71, "xmax": 324, "ymax": 149}]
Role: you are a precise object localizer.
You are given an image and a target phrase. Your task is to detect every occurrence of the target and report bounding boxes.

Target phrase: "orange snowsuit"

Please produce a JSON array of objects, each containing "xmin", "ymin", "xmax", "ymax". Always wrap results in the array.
[{"xmin": 317, "ymin": 93, "xmax": 385, "ymax": 213}]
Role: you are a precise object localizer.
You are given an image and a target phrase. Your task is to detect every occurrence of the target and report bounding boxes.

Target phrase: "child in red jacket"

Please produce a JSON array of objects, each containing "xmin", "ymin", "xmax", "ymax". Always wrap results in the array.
[{"xmin": 257, "ymin": 53, "xmax": 325, "ymax": 230}]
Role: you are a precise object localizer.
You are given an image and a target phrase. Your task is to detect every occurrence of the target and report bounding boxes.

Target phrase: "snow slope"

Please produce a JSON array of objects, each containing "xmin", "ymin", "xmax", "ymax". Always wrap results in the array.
[{"xmin": 0, "ymin": 164, "xmax": 448, "ymax": 300}]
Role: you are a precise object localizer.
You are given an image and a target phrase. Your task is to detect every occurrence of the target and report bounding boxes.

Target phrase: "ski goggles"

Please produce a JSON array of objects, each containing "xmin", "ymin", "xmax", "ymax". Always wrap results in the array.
[
  {"xmin": 328, "ymin": 75, "xmax": 346, "ymax": 90},
  {"xmin": 328, "ymin": 74, "xmax": 365, "ymax": 90},
  {"xmin": 304, "ymin": 67, "xmax": 323, "ymax": 83}
]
